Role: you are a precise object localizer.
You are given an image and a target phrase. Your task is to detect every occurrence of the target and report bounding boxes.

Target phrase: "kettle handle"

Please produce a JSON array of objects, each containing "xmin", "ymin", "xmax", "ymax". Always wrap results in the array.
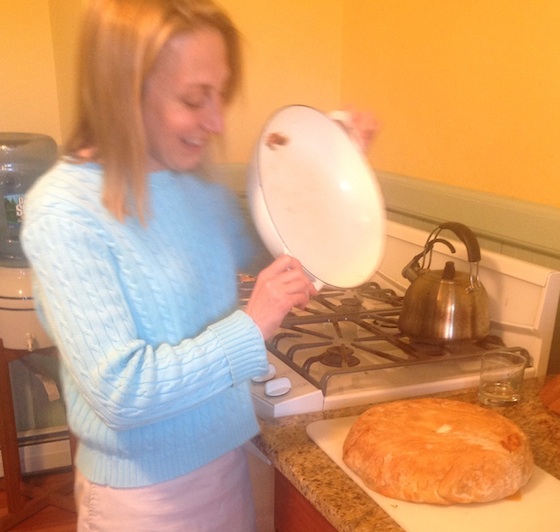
[{"xmin": 435, "ymin": 222, "xmax": 481, "ymax": 263}]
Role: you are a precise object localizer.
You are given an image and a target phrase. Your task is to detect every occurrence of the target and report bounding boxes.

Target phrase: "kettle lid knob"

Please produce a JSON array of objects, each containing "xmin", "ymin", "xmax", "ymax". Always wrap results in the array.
[{"xmin": 442, "ymin": 261, "xmax": 456, "ymax": 281}]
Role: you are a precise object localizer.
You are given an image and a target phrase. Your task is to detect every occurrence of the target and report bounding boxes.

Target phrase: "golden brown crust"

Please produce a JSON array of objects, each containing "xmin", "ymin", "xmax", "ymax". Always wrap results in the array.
[
  {"xmin": 540, "ymin": 375, "xmax": 560, "ymax": 414},
  {"xmin": 342, "ymin": 398, "xmax": 534, "ymax": 505}
]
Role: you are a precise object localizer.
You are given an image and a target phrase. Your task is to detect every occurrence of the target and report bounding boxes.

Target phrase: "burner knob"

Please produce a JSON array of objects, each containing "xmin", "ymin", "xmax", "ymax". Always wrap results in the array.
[
  {"xmin": 264, "ymin": 377, "xmax": 292, "ymax": 397},
  {"xmin": 251, "ymin": 363, "xmax": 277, "ymax": 383}
]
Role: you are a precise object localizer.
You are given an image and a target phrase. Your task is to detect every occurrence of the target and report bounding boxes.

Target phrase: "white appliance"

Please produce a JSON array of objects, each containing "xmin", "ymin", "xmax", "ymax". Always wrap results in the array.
[
  {"xmin": 0, "ymin": 266, "xmax": 71, "ymax": 479},
  {"xmin": 249, "ymin": 219, "xmax": 560, "ymax": 418},
  {"xmin": 0, "ymin": 133, "xmax": 67, "ymax": 479}
]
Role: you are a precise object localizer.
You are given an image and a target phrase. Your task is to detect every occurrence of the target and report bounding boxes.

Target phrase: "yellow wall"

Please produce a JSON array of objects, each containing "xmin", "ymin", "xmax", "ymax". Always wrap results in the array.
[
  {"xmin": 48, "ymin": 0, "xmax": 84, "ymax": 143},
  {"xmin": 2, "ymin": 1, "xmax": 560, "ymax": 209},
  {"xmin": 0, "ymin": 0, "xmax": 60, "ymax": 141},
  {"xmin": 219, "ymin": 0, "xmax": 343, "ymax": 162},
  {"xmin": 342, "ymin": 0, "xmax": 560, "ymax": 208}
]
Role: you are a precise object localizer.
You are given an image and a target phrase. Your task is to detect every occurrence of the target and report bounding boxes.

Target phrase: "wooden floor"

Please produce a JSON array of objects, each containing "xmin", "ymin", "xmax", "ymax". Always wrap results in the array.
[{"xmin": 0, "ymin": 469, "xmax": 76, "ymax": 531}]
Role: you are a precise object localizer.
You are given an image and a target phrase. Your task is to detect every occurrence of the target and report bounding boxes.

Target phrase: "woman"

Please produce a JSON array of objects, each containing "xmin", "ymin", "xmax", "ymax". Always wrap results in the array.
[{"xmin": 22, "ymin": 0, "xmax": 316, "ymax": 530}]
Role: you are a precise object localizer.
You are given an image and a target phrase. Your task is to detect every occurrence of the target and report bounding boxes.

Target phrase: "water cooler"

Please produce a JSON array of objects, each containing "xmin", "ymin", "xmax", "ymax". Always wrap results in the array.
[
  {"xmin": 0, "ymin": 133, "xmax": 57, "ymax": 351},
  {"xmin": 0, "ymin": 133, "xmax": 74, "ymax": 529}
]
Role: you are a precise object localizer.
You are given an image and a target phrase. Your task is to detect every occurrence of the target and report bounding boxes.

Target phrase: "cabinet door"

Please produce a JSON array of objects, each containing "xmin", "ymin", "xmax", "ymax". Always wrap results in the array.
[{"xmin": 274, "ymin": 470, "xmax": 337, "ymax": 532}]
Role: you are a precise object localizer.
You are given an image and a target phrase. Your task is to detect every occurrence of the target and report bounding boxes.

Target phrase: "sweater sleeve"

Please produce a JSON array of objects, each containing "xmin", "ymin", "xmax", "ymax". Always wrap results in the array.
[{"xmin": 22, "ymin": 209, "xmax": 267, "ymax": 431}]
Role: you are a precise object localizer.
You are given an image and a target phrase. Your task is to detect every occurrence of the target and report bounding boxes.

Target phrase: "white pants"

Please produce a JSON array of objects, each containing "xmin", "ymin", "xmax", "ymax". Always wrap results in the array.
[{"xmin": 74, "ymin": 447, "xmax": 257, "ymax": 532}]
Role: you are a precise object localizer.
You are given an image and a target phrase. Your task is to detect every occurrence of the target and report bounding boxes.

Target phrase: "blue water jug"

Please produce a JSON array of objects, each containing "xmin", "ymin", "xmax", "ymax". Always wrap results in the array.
[{"xmin": 0, "ymin": 133, "xmax": 58, "ymax": 266}]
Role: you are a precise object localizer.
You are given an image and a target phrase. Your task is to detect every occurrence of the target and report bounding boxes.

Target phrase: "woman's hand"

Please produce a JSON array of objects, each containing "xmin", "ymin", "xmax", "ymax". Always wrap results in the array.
[
  {"xmin": 244, "ymin": 255, "xmax": 317, "ymax": 340},
  {"xmin": 330, "ymin": 109, "xmax": 380, "ymax": 152}
]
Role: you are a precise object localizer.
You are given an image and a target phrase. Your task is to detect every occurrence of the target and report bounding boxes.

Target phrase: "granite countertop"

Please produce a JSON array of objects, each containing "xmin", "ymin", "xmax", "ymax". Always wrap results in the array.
[{"xmin": 252, "ymin": 376, "xmax": 560, "ymax": 532}]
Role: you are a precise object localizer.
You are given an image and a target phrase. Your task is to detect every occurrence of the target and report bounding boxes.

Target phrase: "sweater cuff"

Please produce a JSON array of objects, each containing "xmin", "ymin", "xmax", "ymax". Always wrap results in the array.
[{"xmin": 208, "ymin": 310, "xmax": 268, "ymax": 385}]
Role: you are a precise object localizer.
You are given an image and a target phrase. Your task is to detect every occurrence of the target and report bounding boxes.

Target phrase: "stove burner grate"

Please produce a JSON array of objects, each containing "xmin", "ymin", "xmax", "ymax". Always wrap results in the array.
[
  {"xmin": 302, "ymin": 344, "xmax": 361, "ymax": 371},
  {"xmin": 241, "ymin": 278, "xmax": 532, "ymax": 397}
]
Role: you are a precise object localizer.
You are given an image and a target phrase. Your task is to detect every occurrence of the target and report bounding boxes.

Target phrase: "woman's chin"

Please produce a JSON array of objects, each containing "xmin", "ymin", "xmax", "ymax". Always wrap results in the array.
[{"xmin": 148, "ymin": 153, "xmax": 204, "ymax": 173}]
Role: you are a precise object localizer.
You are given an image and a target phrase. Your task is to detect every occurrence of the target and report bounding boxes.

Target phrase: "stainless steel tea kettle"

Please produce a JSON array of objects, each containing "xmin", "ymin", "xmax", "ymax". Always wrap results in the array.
[{"xmin": 398, "ymin": 222, "xmax": 490, "ymax": 343}]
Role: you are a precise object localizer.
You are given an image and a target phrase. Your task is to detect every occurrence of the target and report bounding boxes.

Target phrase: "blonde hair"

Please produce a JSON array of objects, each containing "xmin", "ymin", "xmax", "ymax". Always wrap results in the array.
[{"xmin": 64, "ymin": 0, "xmax": 242, "ymax": 222}]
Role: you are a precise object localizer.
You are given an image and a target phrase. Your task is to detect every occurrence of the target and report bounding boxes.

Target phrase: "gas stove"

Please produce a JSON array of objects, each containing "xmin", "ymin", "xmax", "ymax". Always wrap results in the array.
[{"xmin": 246, "ymin": 221, "xmax": 560, "ymax": 418}]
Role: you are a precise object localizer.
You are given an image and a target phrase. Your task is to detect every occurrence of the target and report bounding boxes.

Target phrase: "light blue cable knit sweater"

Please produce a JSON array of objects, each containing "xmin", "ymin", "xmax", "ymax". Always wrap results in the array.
[{"xmin": 21, "ymin": 161, "xmax": 268, "ymax": 488}]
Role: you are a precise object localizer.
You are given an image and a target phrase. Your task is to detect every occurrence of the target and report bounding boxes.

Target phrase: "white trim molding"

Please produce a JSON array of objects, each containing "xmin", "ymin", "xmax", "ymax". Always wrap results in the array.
[{"xmin": 377, "ymin": 170, "xmax": 560, "ymax": 270}]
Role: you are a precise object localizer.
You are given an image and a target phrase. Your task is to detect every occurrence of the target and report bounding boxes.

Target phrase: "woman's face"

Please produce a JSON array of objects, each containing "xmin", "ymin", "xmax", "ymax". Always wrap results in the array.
[{"xmin": 142, "ymin": 28, "xmax": 230, "ymax": 172}]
